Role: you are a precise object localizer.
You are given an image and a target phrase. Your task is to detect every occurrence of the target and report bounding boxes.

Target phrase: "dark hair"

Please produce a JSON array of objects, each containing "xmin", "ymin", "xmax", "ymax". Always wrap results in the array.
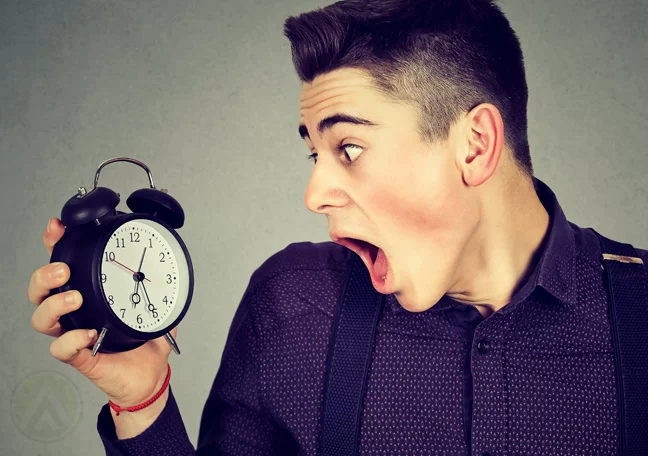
[{"xmin": 284, "ymin": 0, "xmax": 533, "ymax": 179}]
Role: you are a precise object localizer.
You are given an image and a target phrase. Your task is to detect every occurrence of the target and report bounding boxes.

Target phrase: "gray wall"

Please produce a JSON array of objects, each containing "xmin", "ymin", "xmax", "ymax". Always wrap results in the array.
[{"xmin": 1, "ymin": 0, "xmax": 646, "ymax": 454}]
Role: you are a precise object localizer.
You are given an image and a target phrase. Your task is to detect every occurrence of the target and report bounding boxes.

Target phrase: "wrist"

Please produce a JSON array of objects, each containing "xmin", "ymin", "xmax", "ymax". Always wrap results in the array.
[
  {"xmin": 111, "ymin": 387, "xmax": 169, "ymax": 439},
  {"xmin": 109, "ymin": 364, "xmax": 171, "ymax": 439}
]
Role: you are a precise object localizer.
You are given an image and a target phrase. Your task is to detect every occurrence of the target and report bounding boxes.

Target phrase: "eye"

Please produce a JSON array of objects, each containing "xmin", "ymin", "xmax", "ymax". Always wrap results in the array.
[
  {"xmin": 339, "ymin": 144, "xmax": 363, "ymax": 163},
  {"xmin": 305, "ymin": 152, "xmax": 318, "ymax": 164},
  {"xmin": 304, "ymin": 143, "xmax": 364, "ymax": 166}
]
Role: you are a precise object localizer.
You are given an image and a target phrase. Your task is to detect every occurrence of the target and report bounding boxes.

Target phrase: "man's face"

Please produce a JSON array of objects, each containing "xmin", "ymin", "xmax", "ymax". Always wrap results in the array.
[{"xmin": 299, "ymin": 67, "xmax": 482, "ymax": 312}]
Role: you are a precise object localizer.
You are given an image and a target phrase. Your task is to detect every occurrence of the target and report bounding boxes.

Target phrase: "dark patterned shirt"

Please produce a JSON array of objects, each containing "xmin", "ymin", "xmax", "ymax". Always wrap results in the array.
[{"xmin": 97, "ymin": 177, "xmax": 648, "ymax": 455}]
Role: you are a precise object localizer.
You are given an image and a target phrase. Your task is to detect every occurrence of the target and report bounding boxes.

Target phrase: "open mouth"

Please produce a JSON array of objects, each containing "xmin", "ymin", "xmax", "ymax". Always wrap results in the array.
[
  {"xmin": 352, "ymin": 239, "xmax": 380, "ymax": 265},
  {"xmin": 336, "ymin": 237, "xmax": 389, "ymax": 282}
]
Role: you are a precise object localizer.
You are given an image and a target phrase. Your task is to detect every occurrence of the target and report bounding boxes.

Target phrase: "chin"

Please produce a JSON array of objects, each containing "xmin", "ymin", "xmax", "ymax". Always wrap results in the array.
[{"xmin": 395, "ymin": 290, "xmax": 445, "ymax": 313}]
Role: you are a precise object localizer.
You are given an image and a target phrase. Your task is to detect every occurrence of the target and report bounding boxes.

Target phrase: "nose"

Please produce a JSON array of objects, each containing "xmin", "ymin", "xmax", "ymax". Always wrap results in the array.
[{"xmin": 303, "ymin": 161, "xmax": 349, "ymax": 214}]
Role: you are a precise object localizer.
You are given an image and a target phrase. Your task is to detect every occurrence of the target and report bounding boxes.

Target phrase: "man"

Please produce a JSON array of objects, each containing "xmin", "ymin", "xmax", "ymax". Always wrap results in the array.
[{"xmin": 89, "ymin": 0, "xmax": 646, "ymax": 453}]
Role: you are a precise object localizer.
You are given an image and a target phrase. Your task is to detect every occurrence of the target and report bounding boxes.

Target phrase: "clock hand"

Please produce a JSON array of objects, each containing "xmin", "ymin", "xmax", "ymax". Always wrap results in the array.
[
  {"xmin": 132, "ymin": 280, "xmax": 139, "ymax": 310},
  {"xmin": 133, "ymin": 248, "xmax": 148, "ymax": 309},
  {"xmin": 140, "ymin": 280, "xmax": 158, "ymax": 318},
  {"xmin": 137, "ymin": 247, "xmax": 147, "ymax": 273},
  {"xmin": 130, "ymin": 289, "xmax": 140, "ymax": 310},
  {"xmin": 110, "ymin": 258, "xmax": 152, "ymax": 283}
]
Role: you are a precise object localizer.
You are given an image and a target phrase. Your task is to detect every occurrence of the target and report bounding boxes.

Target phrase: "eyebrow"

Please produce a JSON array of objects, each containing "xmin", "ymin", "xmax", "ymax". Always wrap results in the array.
[{"xmin": 298, "ymin": 114, "xmax": 378, "ymax": 140}]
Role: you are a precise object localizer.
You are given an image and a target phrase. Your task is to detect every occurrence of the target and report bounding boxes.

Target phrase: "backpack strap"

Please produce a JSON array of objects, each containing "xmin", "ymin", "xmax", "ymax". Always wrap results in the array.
[
  {"xmin": 590, "ymin": 228, "xmax": 648, "ymax": 455},
  {"xmin": 320, "ymin": 252, "xmax": 385, "ymax": 456}
]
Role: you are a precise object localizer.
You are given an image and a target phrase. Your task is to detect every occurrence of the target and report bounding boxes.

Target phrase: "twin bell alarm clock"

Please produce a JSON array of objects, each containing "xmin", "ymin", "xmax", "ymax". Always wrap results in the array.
[{"xmin": 48, "ymin": 157, "xmax": 194, "ymax": 356}]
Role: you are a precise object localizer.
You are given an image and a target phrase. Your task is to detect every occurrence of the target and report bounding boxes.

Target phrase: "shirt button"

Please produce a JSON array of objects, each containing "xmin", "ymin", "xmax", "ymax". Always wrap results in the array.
[{"xmin": 477, "ymin": 339, "xmax": 491, "ymax": 354}]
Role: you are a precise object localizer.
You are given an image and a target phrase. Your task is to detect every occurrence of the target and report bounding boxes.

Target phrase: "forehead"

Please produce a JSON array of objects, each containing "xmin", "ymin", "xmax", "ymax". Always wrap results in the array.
[{"xmin": 299, "ymin": 68, "xmax": 385, "ymax": 121}]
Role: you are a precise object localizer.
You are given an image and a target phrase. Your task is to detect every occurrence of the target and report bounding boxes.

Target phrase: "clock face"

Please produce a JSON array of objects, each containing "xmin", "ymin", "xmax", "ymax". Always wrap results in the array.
[{"xmin": 100, "ymin": 218, "xmax": 190, "ymax": 333}]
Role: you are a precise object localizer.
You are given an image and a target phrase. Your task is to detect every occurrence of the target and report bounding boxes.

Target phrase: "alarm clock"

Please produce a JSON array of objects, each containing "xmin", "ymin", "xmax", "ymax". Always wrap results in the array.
[{"xmin": 48, "ymin": 157, "xmax": 194, "ymax": 357}]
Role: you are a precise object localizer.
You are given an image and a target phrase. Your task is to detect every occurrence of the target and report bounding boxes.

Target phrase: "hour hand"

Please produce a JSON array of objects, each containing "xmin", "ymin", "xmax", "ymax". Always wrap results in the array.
[{"xmin": 129, "ymin": 292, "xmax": 141, "ymax": 309}]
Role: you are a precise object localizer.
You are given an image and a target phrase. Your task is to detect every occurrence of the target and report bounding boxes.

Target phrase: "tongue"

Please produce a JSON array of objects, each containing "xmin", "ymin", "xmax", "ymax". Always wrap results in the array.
[{"xmin": 373, "ymin": 248, "xmax": 388, "ymax": 278}]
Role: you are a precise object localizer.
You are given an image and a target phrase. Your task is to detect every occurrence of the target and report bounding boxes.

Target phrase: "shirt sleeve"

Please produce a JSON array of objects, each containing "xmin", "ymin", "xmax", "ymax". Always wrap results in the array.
[
  {"xmin": 95, "ymin": 283, "xmax": 298, "ymax": 455},
  {"xmin": 194, "ymin": 286, "xmax": 299, "ymax": 454},
  {"xmin": 97, "ymin": 384, "xmax": 196, "ymax": 455}
]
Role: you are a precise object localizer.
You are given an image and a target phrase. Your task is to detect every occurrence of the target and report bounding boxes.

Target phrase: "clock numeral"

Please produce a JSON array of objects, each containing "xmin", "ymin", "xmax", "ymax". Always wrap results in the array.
[
  {"xmin": 120, "ymin": 309, "xmax": 126, "ymax": 318},
  {"xmin": 137, "ymin": 314, "xmax": 143, "ymax": 324},
  {"xmin": 115, "ymin": 238, "xmax": 125, "ymax": 248},
  {"xmin": 130, "ymin": 232, "xmax": 140, "ymax": 243},
  {"xmin": 159, "ymin": 252, "xmax": 166, "ymax": 262},
  {"xmin": 149, "ymin": 238, "xmax": 153, "ymax": 248},
  {"xmin": 108, "ymin": 295, "xmax": 114, "ymax": 305},
  {"xmin": 101, "ymin": 273, "xmax": 107, "ymax": 283},
  {"xmin": 104, "ymin": 252, "xmax": 116, "ymax": 262},
  {"xmin": 166, "ymin": 274, "xmax": 172, "ymax": 284},
  {"xmin": 163, "ymin": 296, "xmax": 168, "ymax": 305}
]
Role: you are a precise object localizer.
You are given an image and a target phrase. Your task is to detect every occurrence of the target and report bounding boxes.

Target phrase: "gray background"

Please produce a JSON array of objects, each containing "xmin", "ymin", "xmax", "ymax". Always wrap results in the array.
[{"xmin": 1, "ymin": 0, "xmax": 646, "ymax": 454}]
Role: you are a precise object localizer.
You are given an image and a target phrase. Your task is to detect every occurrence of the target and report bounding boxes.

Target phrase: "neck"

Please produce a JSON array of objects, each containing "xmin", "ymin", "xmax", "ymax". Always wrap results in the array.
[{"xmin": 446, "ymin": 175, "xmax": 550, "ymax": 318}]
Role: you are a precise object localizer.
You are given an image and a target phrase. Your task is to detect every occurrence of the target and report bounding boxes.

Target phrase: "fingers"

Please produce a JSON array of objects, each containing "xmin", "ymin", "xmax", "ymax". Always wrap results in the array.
[
  {"xmin": 49, "ymin": 328, "xmax": 99, "ymax": 375},
  {"xmin": 31, "ymin": 290, "xmax": 82, "ymax": 337},
  {"xmin": 27, "ymin": 262, "xmax": 70, "ymax": 305},
  {"xmin": 43, "ymin": 218, "xmax": 65, "ymax": 257}
]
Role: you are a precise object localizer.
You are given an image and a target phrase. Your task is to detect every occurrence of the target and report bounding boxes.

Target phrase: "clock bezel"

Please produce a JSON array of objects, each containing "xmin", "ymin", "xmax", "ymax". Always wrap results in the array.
[{"xmin": 91, "ymin": 212, "xmax": 194, "ymax": 340}]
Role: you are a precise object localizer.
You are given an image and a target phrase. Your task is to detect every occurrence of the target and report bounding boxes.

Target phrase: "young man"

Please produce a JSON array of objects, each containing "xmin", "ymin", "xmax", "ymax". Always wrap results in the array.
[{"xmin": 94, "ymin": 0, "xmax": 647, "ymax": 454}]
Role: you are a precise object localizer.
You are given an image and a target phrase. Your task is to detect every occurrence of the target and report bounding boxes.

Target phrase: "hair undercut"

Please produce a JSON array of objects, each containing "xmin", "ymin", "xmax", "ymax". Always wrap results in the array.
[{"xmin": 284, "ymin": 0, "xmax": 533, "ymax": 179}]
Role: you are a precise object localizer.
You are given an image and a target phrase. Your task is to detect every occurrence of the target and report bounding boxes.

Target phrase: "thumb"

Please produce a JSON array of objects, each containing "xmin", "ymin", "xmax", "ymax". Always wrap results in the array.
[{"xmin": 49, "ymin": 328, "xmax": 99, "ymax": 377}]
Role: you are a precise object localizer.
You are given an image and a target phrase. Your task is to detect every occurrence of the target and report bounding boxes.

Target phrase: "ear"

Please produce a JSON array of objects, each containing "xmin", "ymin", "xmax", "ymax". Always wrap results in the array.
[{"xmin": 458, "ymin": 103, "xmax": 504, "ymax": 187}]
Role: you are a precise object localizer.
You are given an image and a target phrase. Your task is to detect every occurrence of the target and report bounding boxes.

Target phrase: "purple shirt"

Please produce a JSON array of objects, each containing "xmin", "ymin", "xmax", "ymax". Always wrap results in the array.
[{"xmin": 96, "ymin": 177, "xmax": 648, "ymax": 455}]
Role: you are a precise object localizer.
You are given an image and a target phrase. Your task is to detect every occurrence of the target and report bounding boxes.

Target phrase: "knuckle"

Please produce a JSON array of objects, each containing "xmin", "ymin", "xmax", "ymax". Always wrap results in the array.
[
  {"xmin": 49, "ymin": 338, "xmax": 59, "ymax": 359},
  {"xmin": 36, "ymin": 267, "xmax": 49, "ymax": 288},
  {"xmin": 49, "ymin": 333, "xmax": 70, "ymax": 362},
  {"xmin": 27, "ymin": 273, "xmax": 40, "ymax": 303},
  {"xmin": 30, "ymin": 300, "xmax": 48, "ymax": 332},
  {"xmin": 30, "ymin": 311, "xmax": 40, "ymax": 332}
]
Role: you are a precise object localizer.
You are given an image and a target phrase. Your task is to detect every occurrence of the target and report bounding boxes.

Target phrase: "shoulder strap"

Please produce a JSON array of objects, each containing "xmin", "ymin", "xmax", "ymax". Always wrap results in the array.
[
  {"xmin": 320, "ymin": 252, "xmax": 385, "ymax": 456},
  {"xmin": 321, "ymin": 231, "xmax": 648, "ymax": 455},
  {"xmin": 590, "ymin": 228, "xmax": 648, "ymax": 455}
]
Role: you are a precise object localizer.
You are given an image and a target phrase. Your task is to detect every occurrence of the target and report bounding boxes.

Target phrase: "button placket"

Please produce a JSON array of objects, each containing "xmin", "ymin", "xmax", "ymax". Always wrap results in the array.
[
  {"xmin": 470, "ymin": 315, "xmax": 510, "ymax": 456},
  {"xmin": 476, "ymin": 339, "xmax": 491, "ymax": 354}
]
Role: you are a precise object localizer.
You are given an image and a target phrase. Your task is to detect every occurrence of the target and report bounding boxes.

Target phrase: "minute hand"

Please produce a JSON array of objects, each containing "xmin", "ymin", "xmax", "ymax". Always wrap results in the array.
[
  {"xmin": 134, "ymin": 247, "xmax": 148, "ymax": 308},
  {"xmin": 140, "ymin": 280, "xmax": 157, "ymax": 315}
]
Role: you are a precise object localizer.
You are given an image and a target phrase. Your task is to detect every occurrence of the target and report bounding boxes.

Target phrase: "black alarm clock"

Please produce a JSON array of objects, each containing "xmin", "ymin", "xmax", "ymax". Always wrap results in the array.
[{"xmin": 48, "ymin": 157, "xmax": 194, "ymax": 356}]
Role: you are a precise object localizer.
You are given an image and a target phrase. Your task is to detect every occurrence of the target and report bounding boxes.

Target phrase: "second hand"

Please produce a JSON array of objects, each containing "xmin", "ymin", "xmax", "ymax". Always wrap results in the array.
[{"xmin": 110, "ymin": 258, "xmax": 152, "ymax": 283}]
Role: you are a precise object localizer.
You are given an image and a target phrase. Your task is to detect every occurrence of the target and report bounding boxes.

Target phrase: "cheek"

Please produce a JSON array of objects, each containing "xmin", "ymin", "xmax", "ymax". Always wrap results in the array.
[{"xmin": 369, "ymin": 164, "xmax": 469, "ymax": 241}]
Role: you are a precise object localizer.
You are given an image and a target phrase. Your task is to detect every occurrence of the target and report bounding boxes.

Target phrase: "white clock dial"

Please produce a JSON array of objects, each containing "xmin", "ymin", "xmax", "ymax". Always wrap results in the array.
[{"xmin": 100, "ymin": 218, "xmax": 190, "ymax": 333}]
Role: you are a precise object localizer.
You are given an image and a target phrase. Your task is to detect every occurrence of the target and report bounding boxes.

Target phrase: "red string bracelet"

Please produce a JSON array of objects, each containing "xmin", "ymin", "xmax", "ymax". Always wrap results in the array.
[{"xmin": 109, "ymin": 364, "xmax": 171, "ymax": 416}]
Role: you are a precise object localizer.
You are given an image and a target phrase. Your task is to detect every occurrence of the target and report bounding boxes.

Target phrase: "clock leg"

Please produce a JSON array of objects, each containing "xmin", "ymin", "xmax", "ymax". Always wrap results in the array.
[
  {"xmin": 164, "ymin": 332, "xmax": 181, "ymax": 355},
  {"xmin": 92, "ymin": 327, "xmax": 109, "ymax": 357}
]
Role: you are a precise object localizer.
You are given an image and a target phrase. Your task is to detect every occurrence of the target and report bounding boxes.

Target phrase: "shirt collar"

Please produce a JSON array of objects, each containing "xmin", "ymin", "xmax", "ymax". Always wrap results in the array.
[
  {"xmin": 386, "ymin": 176, "xmax": 577, "ymax": 315},
  {"xmin": 506, "ymin": 176, "xmax": 578, "ymax": 310}
]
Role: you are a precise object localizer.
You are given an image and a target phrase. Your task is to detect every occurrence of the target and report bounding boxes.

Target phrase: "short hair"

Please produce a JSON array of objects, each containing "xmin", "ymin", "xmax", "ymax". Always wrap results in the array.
[{"xmin": 284, "ymin": 0, "xmax": 533, "ymax": 179}]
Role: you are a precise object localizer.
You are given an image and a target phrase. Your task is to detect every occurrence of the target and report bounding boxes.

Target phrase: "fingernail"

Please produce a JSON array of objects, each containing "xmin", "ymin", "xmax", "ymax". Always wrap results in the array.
[
  {"xmin": 88, "ymin": 329, "xmax": 96, "ymax": 339},
  {"xmin": 51, "ymin": 264, "xmax": 65, "ymax": 279},
  {"xmin": 47, "ymin": 219, "xmax": 53, "ymax": 232},
  {"xmin": 65, "ymin": 291, "xmax": 77, "ymax": 305}
]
